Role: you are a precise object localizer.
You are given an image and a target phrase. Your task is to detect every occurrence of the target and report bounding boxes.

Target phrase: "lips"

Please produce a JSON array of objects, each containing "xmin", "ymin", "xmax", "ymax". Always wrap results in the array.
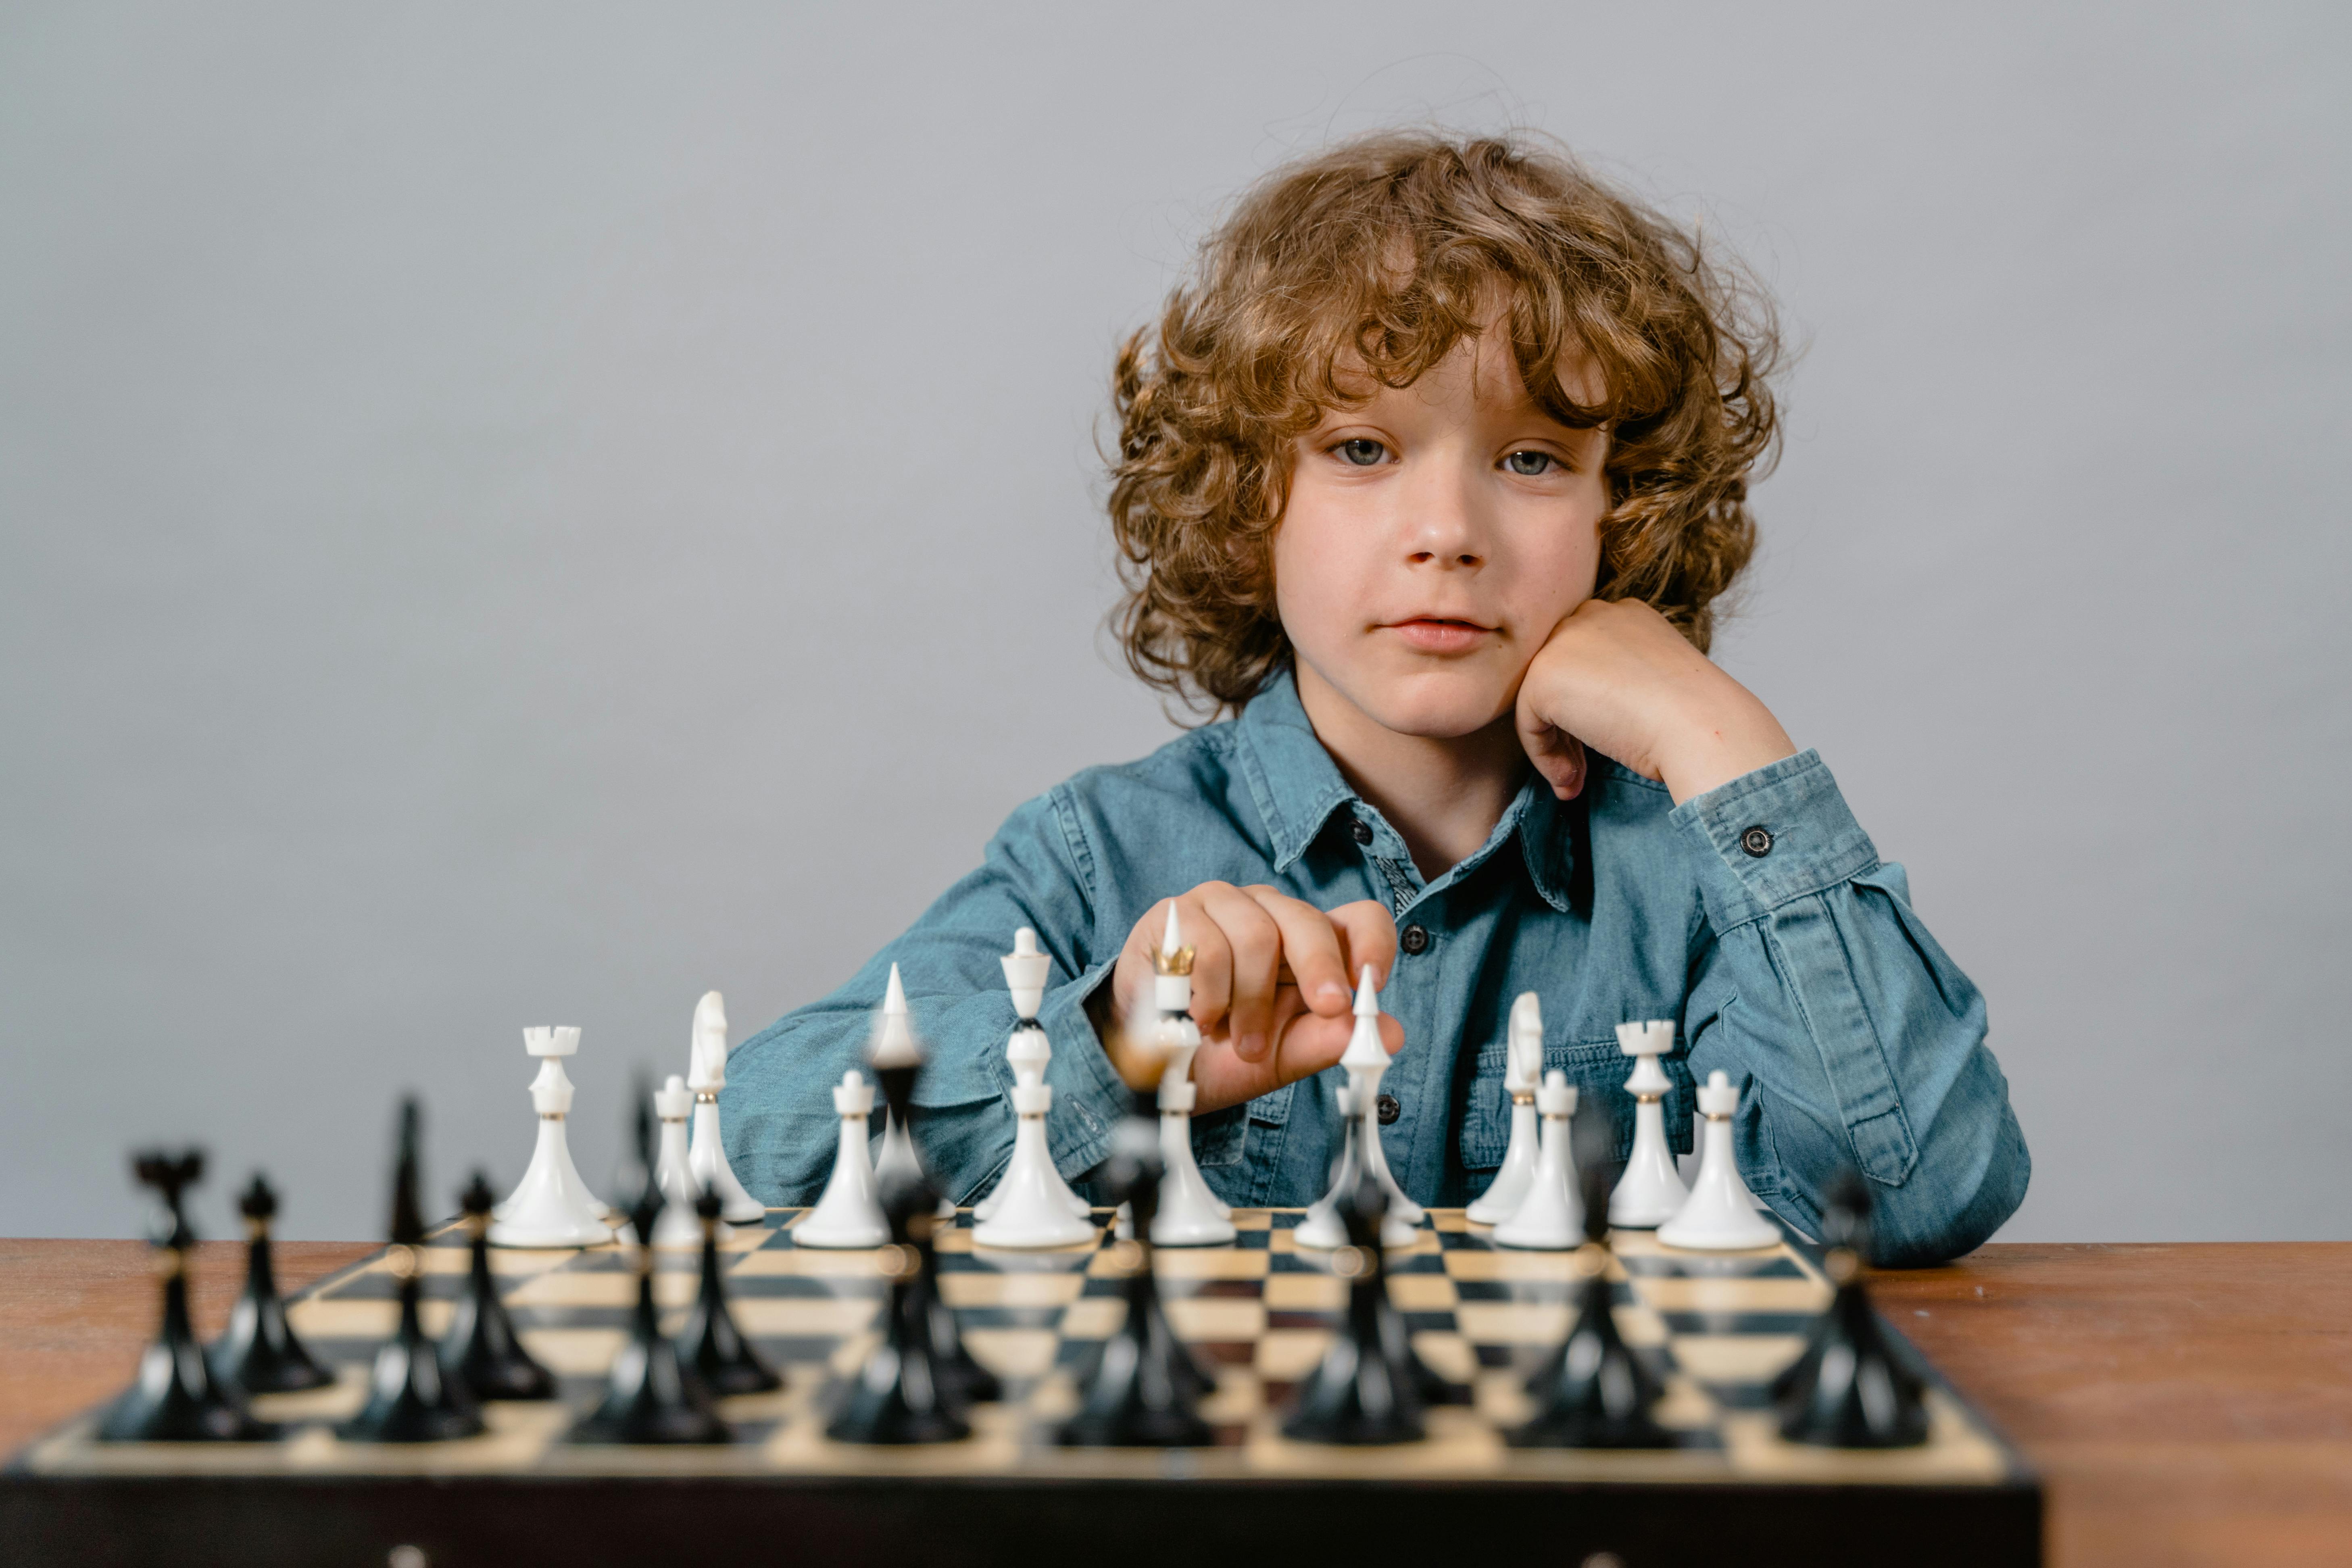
[{"xmin": 1385, "ymin": 617, "xmax": 1495, "ymax": 654}]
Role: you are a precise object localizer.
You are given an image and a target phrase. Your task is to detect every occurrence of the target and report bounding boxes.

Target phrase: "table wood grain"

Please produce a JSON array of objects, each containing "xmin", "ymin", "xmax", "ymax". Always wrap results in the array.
[{"xmin": 4, "ymin": 1238, "xmax": 2346, "ymax": 1566}]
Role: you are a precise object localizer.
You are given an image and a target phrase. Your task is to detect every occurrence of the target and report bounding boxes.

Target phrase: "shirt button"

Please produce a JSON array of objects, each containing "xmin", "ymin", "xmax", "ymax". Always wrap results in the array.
[
  {"xmin": 1375, "ymin": 1093, "xmax": 1401, "ymax": 1126},
  {"xmin": 1739, "ymin": 825, "xmax": 1774, "ymax": 857},
  {"xmin": 1399, "ymin": 924, "xmax": 1429, "ymax": 955},
  {"xmin": 1349, "ymin": 818, "xmax": 1373, "ymax": 846}
]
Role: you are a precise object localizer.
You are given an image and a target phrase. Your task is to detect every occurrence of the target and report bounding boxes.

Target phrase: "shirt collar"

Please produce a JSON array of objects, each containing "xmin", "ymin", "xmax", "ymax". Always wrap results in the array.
[{"xmin": 1235, "ymin": 667, "xmax": 1578, "ymax": 914}]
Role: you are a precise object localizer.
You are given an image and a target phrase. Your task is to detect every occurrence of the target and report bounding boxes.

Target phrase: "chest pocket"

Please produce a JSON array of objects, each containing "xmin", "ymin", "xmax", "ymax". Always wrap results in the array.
[{"xmin": 1458, "ymin": 1031, "xmax": 1697, "ymax": 1170}]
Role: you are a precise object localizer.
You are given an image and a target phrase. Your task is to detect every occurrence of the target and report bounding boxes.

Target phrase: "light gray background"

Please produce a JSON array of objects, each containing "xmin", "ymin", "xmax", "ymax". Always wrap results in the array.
[{"xmin": 3, "ymin": 4, "xmax": 2344, "ymax": 1243}]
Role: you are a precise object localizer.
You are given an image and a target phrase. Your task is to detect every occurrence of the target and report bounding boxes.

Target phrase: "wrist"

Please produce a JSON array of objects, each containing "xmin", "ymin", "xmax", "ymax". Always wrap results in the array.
[{"xmin": 1654, "ymin": 692, "xmax": 1795, "ymax": 805}]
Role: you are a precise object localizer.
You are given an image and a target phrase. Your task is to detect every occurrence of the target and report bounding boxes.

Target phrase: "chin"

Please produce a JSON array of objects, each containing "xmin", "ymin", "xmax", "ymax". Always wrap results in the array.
[{"xmin": 1353, "ymin": 667, "xmax": 1512, "ymax": 740}]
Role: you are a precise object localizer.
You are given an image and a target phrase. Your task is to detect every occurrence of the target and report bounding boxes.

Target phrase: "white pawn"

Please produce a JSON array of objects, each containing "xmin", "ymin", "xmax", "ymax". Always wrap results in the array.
[
  {"xmin": 1609, "ymin": 1020, "xmax": 1691, "ymax": 1228},
  {"xmin": 974, "ymin": 930, "xmax": 1098, "ymax": 1249},
  {"xmin": 686, "ymin": 990, "xmax": 765, "ymax": 1224},
  {"xmin": 651, "ymin": 1075, "xmax": 714, "ymax": 1249},
  {"xmin": 1145, "ymin": 907, "xmax": 1236, "ymax": 1247},
  {"xmin": 1658, "ymin": 1070, "xmax": 1781, "ymax": 1251},
  {"xmin": 793, "ymin": 1070, "xmax": 890, "ymax": 1248},
  {"xmin": 1466, "ymin": 992, "xmax": 1545, "ymax": 1225},
  {"xmin": 1296, "ymin": 968, "xmax": 1417, "ymax": 1251},
  {"xmin": 489, "ymin": 1026, "xmax": 615, "ymax": 1248},
  {"xmin": 975, "ymin": 928, "xmax": 1091, "ymax": 1224},
  {"xmin": 1493, "ymin": 1071, "xmax": 1582, "ymax": 1250}
]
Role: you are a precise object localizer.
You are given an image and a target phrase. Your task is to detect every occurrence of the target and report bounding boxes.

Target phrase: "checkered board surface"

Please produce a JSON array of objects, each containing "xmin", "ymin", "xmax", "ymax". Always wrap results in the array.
[{"xmin": 21, "ymin": 1208, "xmax": 2024, "ymax": 1486}]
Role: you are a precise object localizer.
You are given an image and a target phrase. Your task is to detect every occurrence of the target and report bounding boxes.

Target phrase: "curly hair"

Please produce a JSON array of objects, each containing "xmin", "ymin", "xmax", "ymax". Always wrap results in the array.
[{"xmin": 1107, "ymin": 130, "xmax": 1781, "ymax": 717}]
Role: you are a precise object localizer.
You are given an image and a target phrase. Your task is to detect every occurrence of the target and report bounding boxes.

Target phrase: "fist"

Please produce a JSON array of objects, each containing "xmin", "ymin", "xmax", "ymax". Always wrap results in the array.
[
  {"xmin": 1088, "ymin": 882, "xmax": 1401, "ymax": 1115},
  {"xmin": 1515, "ymin": 598, "xmax": 1795, "ymax": 805}
]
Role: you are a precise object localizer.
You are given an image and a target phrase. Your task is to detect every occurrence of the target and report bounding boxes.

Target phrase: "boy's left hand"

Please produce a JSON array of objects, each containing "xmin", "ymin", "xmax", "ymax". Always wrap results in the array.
[{"xmin": 1515, "ymin": 598, "xmax": 1796, "ymax": 805}]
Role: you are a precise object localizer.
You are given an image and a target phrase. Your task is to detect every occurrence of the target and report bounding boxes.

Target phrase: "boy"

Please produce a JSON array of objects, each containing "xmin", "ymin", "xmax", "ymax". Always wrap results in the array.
[{"xmin": 721, "ymin": 131, "xmax": 2028, "ymax": 1267}]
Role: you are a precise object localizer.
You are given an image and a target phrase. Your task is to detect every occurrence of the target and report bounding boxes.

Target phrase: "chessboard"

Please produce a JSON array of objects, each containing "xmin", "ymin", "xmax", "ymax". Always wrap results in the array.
[{"xmin": 6, "ymin": 1207, "xmax": 2041, "ymax": 1568}]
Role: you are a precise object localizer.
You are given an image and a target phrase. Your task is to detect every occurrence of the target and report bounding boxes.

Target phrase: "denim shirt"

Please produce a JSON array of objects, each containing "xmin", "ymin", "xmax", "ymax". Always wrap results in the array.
[{"xmin": 722, "ymin": 669, "xmax": 2029, "ymax": 1266}]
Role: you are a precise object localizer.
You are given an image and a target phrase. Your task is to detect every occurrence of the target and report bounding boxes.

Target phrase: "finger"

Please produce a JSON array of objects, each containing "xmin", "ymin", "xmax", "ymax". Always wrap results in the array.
[
  {"xmin": 1197, "ymin": 882, "xmax": 1282, "ymax": 1062},
  {"xmin": 1324, "ymin": 900, "xmax": 1399, "ymax": 993},
  {"xmin": 1516, "ymin": 703, "xmax": 1587, "ymax": 801},
  {"xmin": 1241, "ymin": 886, "xmax": 1352, "ymax": 1015},
  {"xmin": 1131, "ymin": 893, "xmax": 1234, "ymax": 1036}
]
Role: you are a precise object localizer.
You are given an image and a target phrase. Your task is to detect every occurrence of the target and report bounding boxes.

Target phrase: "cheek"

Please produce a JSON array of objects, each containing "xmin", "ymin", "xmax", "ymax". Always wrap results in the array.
[{"xmin": 1270, "ymin": 490, "xmax": 1367, "ymax": 646}]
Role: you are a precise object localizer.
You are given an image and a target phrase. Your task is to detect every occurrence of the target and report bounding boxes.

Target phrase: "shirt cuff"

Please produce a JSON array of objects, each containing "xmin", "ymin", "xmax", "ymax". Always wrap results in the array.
[
  {"xmin": 1035, "ymin": 959, "xmax": 1132, "ymax": 1175},
  {"xmin": 1668, "ymin": 749, "xmax": 1880, "ymax": 931}
]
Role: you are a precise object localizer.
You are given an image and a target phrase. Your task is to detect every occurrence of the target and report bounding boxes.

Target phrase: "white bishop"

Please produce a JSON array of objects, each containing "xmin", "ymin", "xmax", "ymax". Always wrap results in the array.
[{"xmin": 1295, "ymin": 966, "xmax": 1418, "ymax": 1251}]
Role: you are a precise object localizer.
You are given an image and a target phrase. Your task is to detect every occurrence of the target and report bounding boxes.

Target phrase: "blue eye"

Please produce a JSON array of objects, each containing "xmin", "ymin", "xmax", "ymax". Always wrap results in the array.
[
  {"xmin": 1337, "ymin": 438, "xmax": 1386, "ymax": 467},
  {"xmin": 1504, "ymin": 450, "xmax": 1555, "ymax": 476}
]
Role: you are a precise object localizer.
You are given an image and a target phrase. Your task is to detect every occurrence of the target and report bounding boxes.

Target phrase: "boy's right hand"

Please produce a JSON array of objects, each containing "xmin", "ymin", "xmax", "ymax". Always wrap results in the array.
[{"xmin": 1086, "ymin": 883, "xmax": 1400, "ymax": 1116}]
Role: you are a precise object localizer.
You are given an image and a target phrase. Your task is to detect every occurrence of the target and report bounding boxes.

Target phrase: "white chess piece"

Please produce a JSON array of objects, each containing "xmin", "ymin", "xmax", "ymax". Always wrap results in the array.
[
  {"xmin": 792, "ymin": 1070, "xmax": 890, "ymax": 1248},
  {"xmin": 975, "ymin": 928, "xmax": 1091, "ymax": 1225},
  {"xmin": 686, "ymin": 990, "xmax": 765, "ymax": 1224},
  {"xmin": 651, "ymin": 1075, "xmax": 715, "ymax": 1249},
  {"xmin": 1493, "ymin": 1071, "xmax": 1583, "ymax": 1250},
  {"xmin": 1466, "ymin": 992, "xmax": 1546, "ymax": 1225},
  {"xmin": 1608, "ymin": 1020, "xmax": 1691, "ymax": 1229},
  {"xmin": 974, "ymin": 930, "xmax": 1099, "ymax": 1249},
  {"xmin": 1658, "ymin": 1070, "xmax": 1780, "ymax": 1251},
  {"xmin": 488, "ymin": 1026, "xmax": 616, "ymax": 1248},
  {"xmin": 1345, "ymin": 967, "xmax": 1420, "ymax": 1225},
  {"xmin": 867, "ymin": 963, "xmax": 957, "ymax": 1217},
  {"xmin": 1295, "ymin": 968, "xmax": 1418, "ymax": 1251},
  {"xmin": 1143, "ymin": 907, "xmax": 1236, "ymax": 1247}
]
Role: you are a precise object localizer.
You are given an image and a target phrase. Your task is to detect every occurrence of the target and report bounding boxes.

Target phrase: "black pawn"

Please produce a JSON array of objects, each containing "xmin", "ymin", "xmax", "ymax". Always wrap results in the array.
[
  {"xmin": 1055, "ymin": 1089, "xmax": 1213, "ymax": 1448},
  {"xmin": 1281, "ymin": 1172, "xmax": 1425, "ymax": 1445},
  {"xmin": 442, "ymin": 1172, "xmax": 555, "ymax": 1401},
  {"xmin": 676, "ymin": 1183, "xmax": 780, "ymax": 1397},
  {"xmin": 825, "ymin": 1155, "xmax": 972, "ymax": 1444},
  {"xmin": 1771, "ymin": 1170, "xmax": 1929, "ymax": 1448},
  {"xmin": 339, "ymin": 1100, "xmax": 485, "ymax": 1443},
  {"xmin": 210, "ymin": 1172, "xmax": 333, "ymax": 1395},
  {"xmin": 97, "ymin": 1151, "xmax": 276, "ymax": 1443},
  {"xmin": 571, "ymin": 1087, "xmax": 732, "ymax": 1444},
  {"xmin": 1509, "ymin": 1097, "xmax": 1676, "ymax": 1449}
]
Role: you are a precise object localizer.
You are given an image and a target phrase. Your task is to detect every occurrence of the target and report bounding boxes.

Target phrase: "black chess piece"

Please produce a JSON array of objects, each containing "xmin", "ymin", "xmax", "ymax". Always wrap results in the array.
[
  {"xmin": 1055, "ymin": 1086, "xmax": 1214, "ymax": 1448},
  {"xmin": 825, "ymin": 1149, "xmax": 972, "ymax": 1444},
  {"xmin": 571, "ymin": 1088, "xmax": 732, "ymax": 1444},
  {"xmin": 1771, "ymin": 1169, "xmax": 1930, "ymax": 1448},
  {"xmin": 1508, "ymin": 1097, "xmax": 1676, "ymax": 1449},
  {"xmin": 339, "ymin": 1100, "xmax": 486, "ymax": 1443},
  {"xmin": 96, "ymin": 1150, "xmax": 277, "ymax": 1442},
  {"xmin": 676, "ymin": 1183, "xmax": 781, "ymax": 1397},
  {"xmin": 1280, "ymin": 1170, "xmax": 1426, "ymax": 1445},
  {"xmin": 209, "ymin": 1172, "xmax": 334, "ymax": 1395},
  {"xmin": 442, "ymin": 1172, "xmax": 555, "ymax": 1401}
]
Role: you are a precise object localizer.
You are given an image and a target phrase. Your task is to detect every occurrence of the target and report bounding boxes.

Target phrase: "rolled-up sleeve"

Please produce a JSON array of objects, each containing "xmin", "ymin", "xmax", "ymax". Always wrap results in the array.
[
  {"xmin": 1674, "ymin": 750, "xmax": 2031, "ymax": 1265},
  {"xmin": 720, "ymin": 786, "xmax": 1132, "ymax": 1205}
]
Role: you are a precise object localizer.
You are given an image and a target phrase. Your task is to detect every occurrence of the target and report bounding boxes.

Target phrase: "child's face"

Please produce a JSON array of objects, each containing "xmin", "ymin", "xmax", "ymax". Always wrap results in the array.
[{"xmin": 1274, "ymin": 331, "xmax": 1609, "ymax": 745}]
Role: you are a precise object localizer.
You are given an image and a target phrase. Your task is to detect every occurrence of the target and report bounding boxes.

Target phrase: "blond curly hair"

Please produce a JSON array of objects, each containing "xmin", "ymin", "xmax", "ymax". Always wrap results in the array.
[{"xmin": 1108, "ymin": 130, "xmax": 1781, "ymax": 717}]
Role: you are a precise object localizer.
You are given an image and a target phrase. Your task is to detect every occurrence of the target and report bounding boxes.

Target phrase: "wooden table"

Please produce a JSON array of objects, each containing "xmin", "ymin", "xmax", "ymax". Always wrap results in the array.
[{"xmin": 3, "ymin": 1238, "xmax": 2346, "ymax": 1567}]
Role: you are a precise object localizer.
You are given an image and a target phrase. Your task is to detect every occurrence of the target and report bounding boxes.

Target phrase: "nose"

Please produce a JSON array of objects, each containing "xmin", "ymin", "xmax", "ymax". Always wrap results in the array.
[{"xmin": 1400, "ymin": 458, "xmax": 1487, "ymax": 571}]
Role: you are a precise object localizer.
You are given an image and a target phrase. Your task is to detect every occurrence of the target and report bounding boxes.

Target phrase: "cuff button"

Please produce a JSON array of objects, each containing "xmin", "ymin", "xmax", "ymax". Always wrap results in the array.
[{"xmin": 1739, "ymin": 825, "xmax": 1774, "ymax": 857}]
